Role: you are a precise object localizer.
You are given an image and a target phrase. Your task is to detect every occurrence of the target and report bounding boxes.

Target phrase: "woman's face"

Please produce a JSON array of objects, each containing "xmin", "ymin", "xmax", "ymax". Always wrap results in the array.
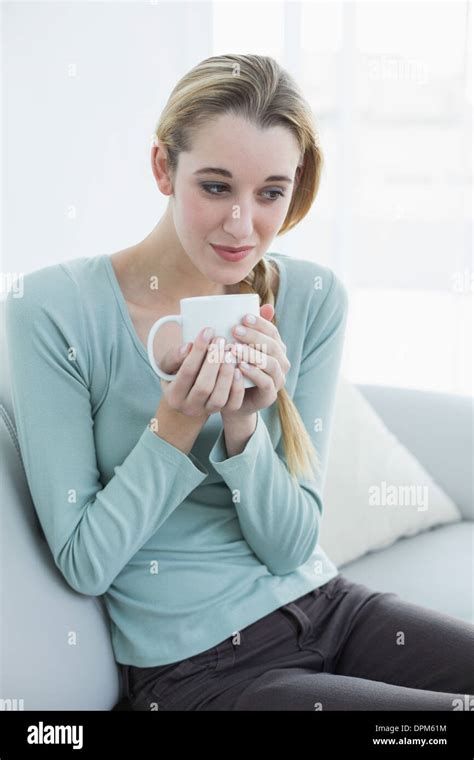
[{"xmin": 167, "ymin": 113, "xmax": 302, "ymax": 285}]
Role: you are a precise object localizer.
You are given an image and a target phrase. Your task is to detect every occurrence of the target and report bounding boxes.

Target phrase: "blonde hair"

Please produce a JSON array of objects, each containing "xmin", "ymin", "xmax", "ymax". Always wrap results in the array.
[{"xmin": 154, "ymin": 54, "xmax": 325, "ymax": 481}]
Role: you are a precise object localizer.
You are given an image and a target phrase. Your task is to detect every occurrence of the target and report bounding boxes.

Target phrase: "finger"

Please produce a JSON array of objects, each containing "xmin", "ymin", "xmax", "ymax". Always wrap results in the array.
[
  {"xmin": 259, "ymin": 303, "xmax": 275, "ymax": 322},
  {"xmin": 160, "ymin": 341, "xmax": 192, "ymax": 375},
  {"xmin": 237, "ymin": 309, "xmax": 280, "ymax": 342},
  {"xmin": 259, "ymin": 304, "xmax": 287, "ymax": 354},
  {"xmin": 232, "ymin": 332, "xmax": 291, "ymax": 371},
  {"xmin": 232, "ymin": 317, "xmax": 287, "ymax": 359},
  {"xmin": 225, "ymin": 363, "xmax": 246, "ymax": 411},
  {"xmin": 237, "ymin": 360, "xmax": 279, "ymax": 399},
  {"xmin": 188, "ymin": 336, "xmax": 227, "ymax": 405},
  {"xmin": 204, "ymin": 350, "xmax": 237, "ymax": 413},
  {"xmin": 167, "ymin": 327, "xmax": 215, "ymax": 402},
  {"xmin": 232, "ymin": 343, "xmax": 290, "ymax": 381}
]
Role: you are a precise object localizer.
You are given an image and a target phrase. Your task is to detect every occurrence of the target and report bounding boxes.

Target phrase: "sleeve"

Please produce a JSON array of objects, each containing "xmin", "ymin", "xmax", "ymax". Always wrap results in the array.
[
  {"xmin": 5, "ymin": 280, "xmax": 209, "ymax": 597},
  {"xmin": 208, "ymin": 268, "xmax": 348, "ymax": 575}
]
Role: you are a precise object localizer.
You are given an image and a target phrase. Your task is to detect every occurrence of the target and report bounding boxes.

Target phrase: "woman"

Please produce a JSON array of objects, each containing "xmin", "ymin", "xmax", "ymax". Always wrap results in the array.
[{"xmin": 6, "ymin": 54, "xmax": 473, "ymax": 711}]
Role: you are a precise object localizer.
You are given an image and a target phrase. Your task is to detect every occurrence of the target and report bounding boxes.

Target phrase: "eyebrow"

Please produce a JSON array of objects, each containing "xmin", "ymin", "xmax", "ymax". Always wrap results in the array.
[{"xmin": 193, "ymin": 167, "xmax": 293, "ymax": 183}]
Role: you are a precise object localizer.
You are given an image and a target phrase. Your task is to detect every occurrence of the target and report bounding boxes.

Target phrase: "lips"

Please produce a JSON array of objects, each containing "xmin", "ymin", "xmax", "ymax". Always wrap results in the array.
[
  {"xmin": 212, "ymin": 245, "xmax": 255, "ymax": 252},
  {"xmin": 211, "ymin": 244, "xmax": 255, "ymax": 262}
]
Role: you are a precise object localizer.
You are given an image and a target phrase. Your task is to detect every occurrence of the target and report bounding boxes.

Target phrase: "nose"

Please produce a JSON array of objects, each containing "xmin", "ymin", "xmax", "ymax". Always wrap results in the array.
[{"xmin": 221, "ymin": 197, "xmax": 255, "ymax": 240}]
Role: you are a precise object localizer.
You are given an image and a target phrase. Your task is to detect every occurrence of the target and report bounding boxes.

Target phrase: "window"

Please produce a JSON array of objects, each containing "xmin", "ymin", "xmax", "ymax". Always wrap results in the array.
[{"xmin": 214, "ymin": 1, "xmax": 472, "ymax": 395}]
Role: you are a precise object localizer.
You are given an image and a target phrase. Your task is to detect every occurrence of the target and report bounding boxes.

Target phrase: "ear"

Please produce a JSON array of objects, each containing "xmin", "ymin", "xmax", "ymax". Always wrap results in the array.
[
  {"xmin": 295, "ymin": 165, "xmax": 303, "ymax": 186},
  {"xmin": 260, "ymin": 303, "xmax": 275, "ymax": 321}
]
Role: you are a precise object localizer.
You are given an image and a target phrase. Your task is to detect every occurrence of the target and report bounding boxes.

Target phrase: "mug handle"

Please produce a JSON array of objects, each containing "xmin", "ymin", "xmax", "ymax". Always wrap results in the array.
[{"xmin": 147, "ymin": 314, "xmax": 183, "ymax": 381}]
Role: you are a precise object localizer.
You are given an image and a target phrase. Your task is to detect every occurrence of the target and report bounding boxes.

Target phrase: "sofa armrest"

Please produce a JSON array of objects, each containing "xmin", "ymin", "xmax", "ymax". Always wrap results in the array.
[{"xmin": 356, "ymin": 384, "xmax": 473, "ymax": 522}]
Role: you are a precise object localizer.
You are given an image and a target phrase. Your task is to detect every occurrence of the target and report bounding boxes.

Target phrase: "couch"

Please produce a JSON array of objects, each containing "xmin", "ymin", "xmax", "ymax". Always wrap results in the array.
[{"xmin": 0, "ymin": 295, "xmax": 472, "ymax": 711}]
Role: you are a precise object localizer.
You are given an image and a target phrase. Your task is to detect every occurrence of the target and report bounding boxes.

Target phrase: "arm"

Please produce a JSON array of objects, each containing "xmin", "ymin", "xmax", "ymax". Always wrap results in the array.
[
  {"xmin": 5, "ymin": 276, "xmax": 209, "ymax": 597},
  {"xmin": 208, "ymin": 269, "xmax": 349, "ymax": 575},
  {"xmin": 223, "ymin": 412, "xmax": 257, "ymax": 457},
  {"xmin": 153, "ymin": 397, "xmax": 210, "ymax": 455}
]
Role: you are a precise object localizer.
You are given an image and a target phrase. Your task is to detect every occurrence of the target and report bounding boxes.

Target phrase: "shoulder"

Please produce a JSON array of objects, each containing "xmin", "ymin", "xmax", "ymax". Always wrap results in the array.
[
  {"xmin": 267, "ymin": 251, "xmax": 348, "ymax": 320},
  {"xmin": 4, "ymin": 256, "xmax": 102, "ymax": 384},
  {"xmin": 5, "ymin": 255, "xmax": 101, "ymax": 317},
  {"xmin": 4, "ymin": 256, "xmax": 102, "ymax": 369}
]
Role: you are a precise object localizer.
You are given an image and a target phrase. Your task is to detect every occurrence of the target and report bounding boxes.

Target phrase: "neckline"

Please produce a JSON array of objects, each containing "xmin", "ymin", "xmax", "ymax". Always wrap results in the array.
[{"xmin": 100, "ymin": 251, "xmax": 287, "ymax": 371}]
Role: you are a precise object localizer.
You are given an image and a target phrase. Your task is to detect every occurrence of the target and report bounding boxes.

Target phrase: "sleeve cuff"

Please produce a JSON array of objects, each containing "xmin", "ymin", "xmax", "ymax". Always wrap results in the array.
[
  {"xmin": 141, "ymin": 424, "xmax": 209, "ymax": 477},
  {"xmin": 209, "ymin": 411, "xmax": 263, "ymax": 472}
]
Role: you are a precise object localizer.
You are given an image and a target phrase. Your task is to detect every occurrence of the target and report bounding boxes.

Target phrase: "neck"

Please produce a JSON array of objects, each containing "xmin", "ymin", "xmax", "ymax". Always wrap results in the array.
[{"xmin": 133, "ymin": 208, "xmax": 240, "ymax": 303}]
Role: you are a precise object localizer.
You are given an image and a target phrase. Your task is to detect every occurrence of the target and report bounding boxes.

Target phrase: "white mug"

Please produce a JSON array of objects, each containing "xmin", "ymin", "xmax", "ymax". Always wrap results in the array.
[{"xmin": 147, "ymin": 293, "xmax": 260, "ymax": 389}]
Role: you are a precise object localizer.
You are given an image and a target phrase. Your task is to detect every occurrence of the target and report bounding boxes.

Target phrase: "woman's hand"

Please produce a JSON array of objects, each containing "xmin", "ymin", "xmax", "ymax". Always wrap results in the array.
[
  {"xmin": 221, "ymin": 303, "xmax": 291, "ymax": 421},
  {"xmin": 159, "ymin": 328, "xmax": 245, "ymax": 419}
]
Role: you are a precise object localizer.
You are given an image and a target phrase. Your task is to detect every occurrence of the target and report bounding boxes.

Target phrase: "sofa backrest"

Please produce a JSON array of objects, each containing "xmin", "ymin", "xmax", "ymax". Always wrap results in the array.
[{"xmin": 0, "ymin": 295, "xmax": 121, "ymax": 710}]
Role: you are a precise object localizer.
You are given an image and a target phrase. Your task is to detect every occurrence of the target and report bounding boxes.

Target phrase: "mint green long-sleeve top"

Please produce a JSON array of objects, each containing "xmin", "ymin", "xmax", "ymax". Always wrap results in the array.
[{"xmin": 5, "ymin": 251, "xmax": 348, "ymax": 667}]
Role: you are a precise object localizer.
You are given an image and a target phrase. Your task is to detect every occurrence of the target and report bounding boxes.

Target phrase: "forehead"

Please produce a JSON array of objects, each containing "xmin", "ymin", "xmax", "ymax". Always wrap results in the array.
[{"xmin": 183, "ymin": 113, "xmax": 301, "ymax": 176}]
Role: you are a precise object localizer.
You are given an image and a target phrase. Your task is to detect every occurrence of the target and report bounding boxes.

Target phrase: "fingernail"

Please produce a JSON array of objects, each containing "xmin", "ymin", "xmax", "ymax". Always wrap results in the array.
[
  {"xmin": 245, "ymin": 314, "xmax": 256, "ymax": 324},
  {"xmin": 240, "ymin": 360, "xmax": 250, "ymax": 369},
  {"xmin": 179, "ymin": 342, "xmax": 190, "ymax": 355},
  {"xmin": 235, "ymin": 325, "xmax": 246, "ymax": 335},
  {"xmin": 203, "ymin": 327, "xmax": 214, "ymax": 340}
]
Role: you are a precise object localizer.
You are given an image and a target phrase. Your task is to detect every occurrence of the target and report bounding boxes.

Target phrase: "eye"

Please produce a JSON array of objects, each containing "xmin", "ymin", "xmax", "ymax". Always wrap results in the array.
[
  {"xmin": 261, "ymin": 189, "xmax": 285, "ymax": 201},
  {"xmin": 199, "ymin": 183, "xmax": 285, "ymax": 202},
  {"xmin": 200, "ymin": 182, "xmax": 228, "ymax": 196}
]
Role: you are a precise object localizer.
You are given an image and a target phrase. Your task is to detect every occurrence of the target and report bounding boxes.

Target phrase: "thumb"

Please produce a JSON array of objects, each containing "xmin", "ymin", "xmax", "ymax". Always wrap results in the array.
[
  {"xmin": 160, "ymin": 342, "xmax": 192, "ymax": 375},
  {"xmin": 260, "ymin": 303, "xmax": 275, "ymax": 321}
]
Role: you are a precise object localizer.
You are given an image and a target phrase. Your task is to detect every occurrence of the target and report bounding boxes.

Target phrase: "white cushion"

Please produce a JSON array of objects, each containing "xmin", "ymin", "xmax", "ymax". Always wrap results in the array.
[{"xmin": 319, "ymin": 378, "xmax": 462, "ymax": 567}]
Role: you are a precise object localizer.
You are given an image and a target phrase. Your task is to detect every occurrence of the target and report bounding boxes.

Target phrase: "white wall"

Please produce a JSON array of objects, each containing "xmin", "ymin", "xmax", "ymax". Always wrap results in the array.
[{"xmin": 2, "ymin": 1, "xmax": 472, "ymax": 395}]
